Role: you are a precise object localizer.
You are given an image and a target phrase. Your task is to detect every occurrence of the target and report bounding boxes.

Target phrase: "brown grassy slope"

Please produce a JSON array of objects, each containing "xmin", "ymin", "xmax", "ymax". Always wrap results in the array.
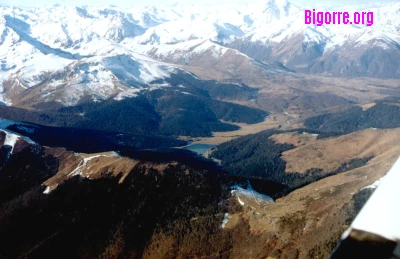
[
  {"xmin": 269, "ymin": 131, "xmax": 319, "ymax": 147},
  {"xmin": 2, "ymin": 129, "xmax": 398, "ymax": 259},
  {"xmin": 183, "ymin": 112, "xmax": 302, "ymax": 145},
  {"xmin": 142, "ymin": 151, "xmax": 396, "ymax": 259},
  {"xmin": 280, "ymin": 128, "xmax": 400, "ymax": 173},
  {"xmin": 176, "ymin": 128, "xmax": 400, "ymax": 259},
  {"xmin": 43, "ymin": 149, "xmax": 140, "ymax": 191},
  {"xmin": 266, "ymin": 147, "xmax": 399, "ymax": 259},
  {"xmin": 198, "ymin": 138, "xmax": 399, "ymax": 259}
]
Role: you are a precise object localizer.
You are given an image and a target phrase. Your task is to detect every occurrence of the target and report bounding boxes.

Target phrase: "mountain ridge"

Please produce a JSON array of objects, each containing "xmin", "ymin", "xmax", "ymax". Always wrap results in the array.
[{"xmin": 1, "ymin": 1, "xmax": 399, "ymax": 106}]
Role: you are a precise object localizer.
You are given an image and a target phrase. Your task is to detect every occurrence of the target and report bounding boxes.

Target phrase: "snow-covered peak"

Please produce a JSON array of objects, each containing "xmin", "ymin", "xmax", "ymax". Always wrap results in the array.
[
  {"xmin": 1, "ymin": 1, "xmax": 398, "ymax": 49},
  {"xmin": 244, "ymin": 0, "xmax": 400, "ymax": 50},
  {"xmin": 0, "ymin": 1, "xmax": 399, "ymax": 105}
]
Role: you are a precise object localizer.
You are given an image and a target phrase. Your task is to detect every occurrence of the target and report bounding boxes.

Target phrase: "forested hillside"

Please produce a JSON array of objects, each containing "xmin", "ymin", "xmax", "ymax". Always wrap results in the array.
[{"xmin": 305, "ymin": 101, "xmax": 400, "ymax": 133}]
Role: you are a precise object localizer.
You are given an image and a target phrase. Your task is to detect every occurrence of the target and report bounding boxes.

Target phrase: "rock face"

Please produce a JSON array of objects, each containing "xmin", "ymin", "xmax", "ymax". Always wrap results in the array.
[{"xmin": 228, "ymin": 38, "xmax": 400, "ymax": 78}]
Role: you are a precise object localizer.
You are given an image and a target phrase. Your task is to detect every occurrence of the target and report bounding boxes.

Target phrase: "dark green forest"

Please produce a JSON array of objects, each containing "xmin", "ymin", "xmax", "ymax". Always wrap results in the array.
[
  {"xmin": 0, "ymin": 145, "xmax": 231, "ymax": 259},
  {"xmin": 305, "ymin": 102, "xmax": 400, "ymax": 133},
  {"xmin": 212, "ymin": 129, "xmax": 374, "ymax": 198},
  {"xmin": 0, "ymin": 76, "xmax": 268, "ymax": 139}
]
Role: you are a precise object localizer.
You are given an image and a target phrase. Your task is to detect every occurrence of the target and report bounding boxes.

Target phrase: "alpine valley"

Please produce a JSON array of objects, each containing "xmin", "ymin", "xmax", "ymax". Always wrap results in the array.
[{"xmin": 0, "ymin": 0, "xmax": 399, "ymax": 258}]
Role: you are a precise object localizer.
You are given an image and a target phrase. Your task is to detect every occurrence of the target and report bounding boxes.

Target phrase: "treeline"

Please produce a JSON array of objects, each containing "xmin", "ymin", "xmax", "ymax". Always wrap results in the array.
[
  {"xmin": 212, "ymin": 128, "xmax": 374, "ymax": 198},
  {"xmin": 206, "ymin": 99, "xmax": 267, "ymax": 124},
  {"xmin": 211, "ymin": 129, "xmax": 294, "ymax": 180},
  {"xmin": 278, "ymin": 157, "xmax": 374, "ymax": 197},
  {"xmin": 148, "ymin": 91, "xmax": 241, "ymax": 137},
  {"xmin": 0, "ymin": 76, "xmax": 268, "ymax": 139},
  {"xmin": 7, "ymin": 123, "xmax": 187, "ymax": 153},
  {"xmin": 0, "ymin": 144, "xmax": 59, "ymax": 203},
  {"xmin": 0, "ymin": 96, "xmax": 162, "ymax": 136},
  {"xmin": 0, "ymin": 146, "xmax": 232, "ymax": 259},
  {"xmin": 305, "ymin": 102, "xmax": 400, "ymax": 133},
  {"xmin": 165, "ymin": 72, "xmax": 259, "ymax": 101}
]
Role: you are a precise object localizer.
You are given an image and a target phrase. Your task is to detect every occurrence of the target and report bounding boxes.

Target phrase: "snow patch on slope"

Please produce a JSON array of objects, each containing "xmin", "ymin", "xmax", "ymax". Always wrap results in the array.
[
  {"xmin": 3, "ymin": 130, "xmax": 19, "ymax": 152},
  {"xmin": 126, "ymin": 39, "xmax": 230, "ymax": 63},
  {"xmin": 43, "ymin": 186, "xmax": 51, "ymax": 194},
  {"xmin": 221, "ymin": 213, "xmax": 231, "ymax": 229},
  {"xmin": 237, "ymin": 196, "xmax": 245, "ymax": 206},
  {"xmin": 68, "ymin": 152, "xmax": 120, "ymax": 178},
  {"xmin": 362, "ymin": 176, "xmax": 384, "ymax": 190},
  {"xmin": 0, "ymin": 119, "xmax": 36, "ymax": 144},
  {"xmin": 231, "ymin": 182, "xmax": 275, "ymax": 206}
]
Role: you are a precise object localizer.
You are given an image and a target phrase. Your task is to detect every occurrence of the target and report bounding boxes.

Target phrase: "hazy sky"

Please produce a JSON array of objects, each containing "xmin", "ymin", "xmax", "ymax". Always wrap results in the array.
[{"xmin": 0, "ymin": 0, "xmax": 395, "ymax": 7}]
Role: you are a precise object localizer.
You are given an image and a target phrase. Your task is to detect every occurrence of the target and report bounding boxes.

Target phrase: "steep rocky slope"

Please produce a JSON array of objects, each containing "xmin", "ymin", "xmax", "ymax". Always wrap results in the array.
[{"xmin": 1, "ymin": 126, "xmax": 396, "ymax": 258}]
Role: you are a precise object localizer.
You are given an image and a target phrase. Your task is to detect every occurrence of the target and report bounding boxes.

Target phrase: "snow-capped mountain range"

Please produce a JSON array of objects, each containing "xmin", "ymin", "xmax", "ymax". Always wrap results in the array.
[{"xmin": 0, "ymin": 0, "xmax": 399, "ymax": 106}]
